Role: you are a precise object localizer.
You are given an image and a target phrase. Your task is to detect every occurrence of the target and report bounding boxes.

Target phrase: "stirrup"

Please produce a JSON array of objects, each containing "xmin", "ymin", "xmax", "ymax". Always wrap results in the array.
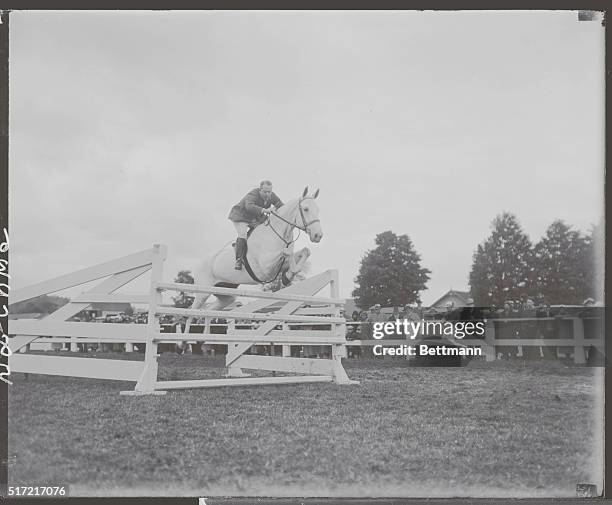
[{"xmin": 235, "ymin": 258, "xmax": 243, "ymax": 270}]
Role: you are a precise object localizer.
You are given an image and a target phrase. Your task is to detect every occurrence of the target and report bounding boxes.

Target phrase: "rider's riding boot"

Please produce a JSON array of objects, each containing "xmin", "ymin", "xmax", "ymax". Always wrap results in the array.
[{"xmin": 235, "ymin": 237, "xmax": 247, "ymax": 270}]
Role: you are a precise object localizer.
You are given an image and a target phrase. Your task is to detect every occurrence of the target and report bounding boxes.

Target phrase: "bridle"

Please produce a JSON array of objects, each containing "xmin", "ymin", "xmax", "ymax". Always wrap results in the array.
[
  {"xmin": 245, "ymin": 196, "xmax": 319, "ymax": 286},
  {"xmin": 266, "ymin": 196, "xmax": 320, "ymax": 247},
  {"xmin": 297, "ymin": 197, "xmax": 321, "ymax": 233}
]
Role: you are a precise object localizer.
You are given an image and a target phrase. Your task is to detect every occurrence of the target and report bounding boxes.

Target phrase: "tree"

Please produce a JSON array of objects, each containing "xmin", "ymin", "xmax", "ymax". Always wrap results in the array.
[
  {"xmin": 352, "ymin": 231, "xmax": 430, "ymax": 310},
  {"xmin": 532, "ymin": 220, "xmax": 593, "ymax": 304},
  {"xmin": 469, "ymin": 213, "xmax": 533, "ymax": 307},
  {"xmin": 172, "ymin": 270, "xmax": 195, "ymax": 308}
]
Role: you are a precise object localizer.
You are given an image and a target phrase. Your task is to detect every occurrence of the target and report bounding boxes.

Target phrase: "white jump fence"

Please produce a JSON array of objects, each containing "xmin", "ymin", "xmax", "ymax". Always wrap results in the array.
[{"xmin": 9, "ymin": 244, "xmax": 358, "ymax": 395}]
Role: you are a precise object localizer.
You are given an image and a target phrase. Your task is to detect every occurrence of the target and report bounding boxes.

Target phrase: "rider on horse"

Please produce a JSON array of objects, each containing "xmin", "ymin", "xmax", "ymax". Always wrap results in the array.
[{"xmin": 228, "ymin": 180, "xmax": 284, "ymax": 270}]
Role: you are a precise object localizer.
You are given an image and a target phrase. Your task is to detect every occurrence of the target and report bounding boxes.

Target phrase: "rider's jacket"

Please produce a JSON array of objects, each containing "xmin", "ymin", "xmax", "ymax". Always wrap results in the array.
[{"xmin": 228, "ymin": 188, "xmax": 284, "ymax": 225}]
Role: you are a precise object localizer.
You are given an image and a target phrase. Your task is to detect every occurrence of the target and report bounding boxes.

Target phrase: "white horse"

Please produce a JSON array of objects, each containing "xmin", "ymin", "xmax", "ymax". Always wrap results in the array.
[{"xmin": 181, "ymin": 187, "xmax": 323, "ymax": 342}]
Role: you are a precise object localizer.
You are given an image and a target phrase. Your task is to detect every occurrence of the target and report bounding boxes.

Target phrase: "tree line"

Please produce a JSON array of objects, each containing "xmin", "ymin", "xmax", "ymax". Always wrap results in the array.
[{"xmin": 352, "ymin": 214, "xmax": 603, "ymax": 310}]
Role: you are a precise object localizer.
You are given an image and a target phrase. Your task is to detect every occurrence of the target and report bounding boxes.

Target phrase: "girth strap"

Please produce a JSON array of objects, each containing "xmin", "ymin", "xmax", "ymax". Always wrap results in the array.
[{"xmin": 242, "ymin": 252, "xmax": 290, "ymax": 287}]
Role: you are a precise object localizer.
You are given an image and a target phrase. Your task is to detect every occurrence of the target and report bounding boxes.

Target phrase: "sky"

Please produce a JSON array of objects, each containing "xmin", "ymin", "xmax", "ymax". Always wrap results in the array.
[{"xmin": 8, "ymin": 10, "xmax": 604, "ymax": 305}]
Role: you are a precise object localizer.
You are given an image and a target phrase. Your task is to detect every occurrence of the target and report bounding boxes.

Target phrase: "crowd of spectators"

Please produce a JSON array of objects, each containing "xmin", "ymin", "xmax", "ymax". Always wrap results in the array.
[
  {"xmin": 71, "ymin": 312, "xmax": 147, "ymax": 324},
  {"xmin": 485, "ymin": 297, "xmax": 603, "ymax": 360},
  {"xmin": 341, "ymin": 297, "xmax": 603, "ymax": 360}
]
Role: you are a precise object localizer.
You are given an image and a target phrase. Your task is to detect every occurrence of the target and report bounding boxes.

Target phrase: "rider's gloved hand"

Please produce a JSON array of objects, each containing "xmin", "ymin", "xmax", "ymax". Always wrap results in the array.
[{"xmin": 262, "ymin": 208, "xmax": 272, "ymax": 215}]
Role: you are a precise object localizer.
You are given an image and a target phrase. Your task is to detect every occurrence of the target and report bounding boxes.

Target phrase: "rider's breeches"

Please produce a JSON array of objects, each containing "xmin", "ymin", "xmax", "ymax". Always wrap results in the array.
[{"xmin": 233, "ymin": 221, "xmax": 249, "ymax": 239}]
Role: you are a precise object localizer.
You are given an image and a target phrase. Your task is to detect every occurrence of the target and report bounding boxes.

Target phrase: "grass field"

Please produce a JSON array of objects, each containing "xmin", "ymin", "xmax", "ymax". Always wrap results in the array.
[{"xmin": 8, "ymin": 353, "xmax": 603, "ymax": 498}]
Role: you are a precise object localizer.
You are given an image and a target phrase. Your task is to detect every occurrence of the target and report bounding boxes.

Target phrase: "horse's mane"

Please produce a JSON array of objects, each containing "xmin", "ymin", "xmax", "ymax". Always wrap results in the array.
[
  {"xmin": 247, "ymin": 195, "xmax": 300, "ymax": 242},
  {"xmin": 276, "ymin": 197, "xmax": 300, "ymax": 218}
]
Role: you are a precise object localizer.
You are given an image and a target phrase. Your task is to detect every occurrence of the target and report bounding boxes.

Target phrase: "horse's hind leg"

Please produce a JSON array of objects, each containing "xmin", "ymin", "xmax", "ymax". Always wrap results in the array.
[
  {"xmin": 200, "ymin": 294, "xmax": 236, "ymax": 355},
  {"xmin": 178, "ymin": 292, "xmax": 211, "ymax": 354}
]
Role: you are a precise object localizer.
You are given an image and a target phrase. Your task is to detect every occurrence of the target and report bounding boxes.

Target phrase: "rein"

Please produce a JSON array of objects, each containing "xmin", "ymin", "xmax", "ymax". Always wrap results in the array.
[
  {"xmin": 246, "ymin": 197, "xmax": 318, "ymax": 285},
  {"xmin": 242, "ymin": 251, "xmax": 289, "ymax": 286},
  {"xmin": 266, "ymin": 197, "xmax": 320, "ymax": 247}
]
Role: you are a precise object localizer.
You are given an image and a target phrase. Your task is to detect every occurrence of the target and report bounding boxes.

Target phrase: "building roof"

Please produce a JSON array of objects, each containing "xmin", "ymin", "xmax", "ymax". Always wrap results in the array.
[{"xmin": 430, "ymin": 290, "xmax": 473, "ymax": 308}]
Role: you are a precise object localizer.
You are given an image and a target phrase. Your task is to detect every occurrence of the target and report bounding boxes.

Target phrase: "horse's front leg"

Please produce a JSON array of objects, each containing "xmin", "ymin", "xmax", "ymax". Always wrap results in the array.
[{"xmin": 285, "ymin": 247, "xmax": 311, "ymax": 283}]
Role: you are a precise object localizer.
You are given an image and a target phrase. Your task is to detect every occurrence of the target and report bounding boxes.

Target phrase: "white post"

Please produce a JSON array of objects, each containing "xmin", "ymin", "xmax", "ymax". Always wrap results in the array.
[
  {"xmin": 127, "ymin": 244, "xmax": 167, "ymax": 395},
  {"xmin": 282, "ymin": 322, "xmax": 290, "ymax": 357},
  {"xmin": 329, "ymin": 270, "xmax": 356, "ymax": 384},
  {"xmin": 125, "ymin": 342, "xmax": 134, "ymax": 353},
  {"xmin": 484, "ymin": 319, "xmax": 496, "ymax": 361},
  {"xmin": 573, "ymin": 317, "xmax": 586, "ymax": 364}
]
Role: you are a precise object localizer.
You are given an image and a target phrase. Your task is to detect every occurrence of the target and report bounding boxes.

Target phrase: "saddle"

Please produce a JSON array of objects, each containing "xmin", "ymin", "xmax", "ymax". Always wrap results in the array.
[{"xmin": 231, "ymin": 227, "xmax": 291, "ymax": 286}]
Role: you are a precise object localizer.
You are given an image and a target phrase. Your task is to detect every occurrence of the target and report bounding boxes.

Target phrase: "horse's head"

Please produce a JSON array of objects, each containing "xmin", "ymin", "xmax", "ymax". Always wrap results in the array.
[{"xmin": 299, "ymin": 186, "xmax": 323, "ymax": 243}]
